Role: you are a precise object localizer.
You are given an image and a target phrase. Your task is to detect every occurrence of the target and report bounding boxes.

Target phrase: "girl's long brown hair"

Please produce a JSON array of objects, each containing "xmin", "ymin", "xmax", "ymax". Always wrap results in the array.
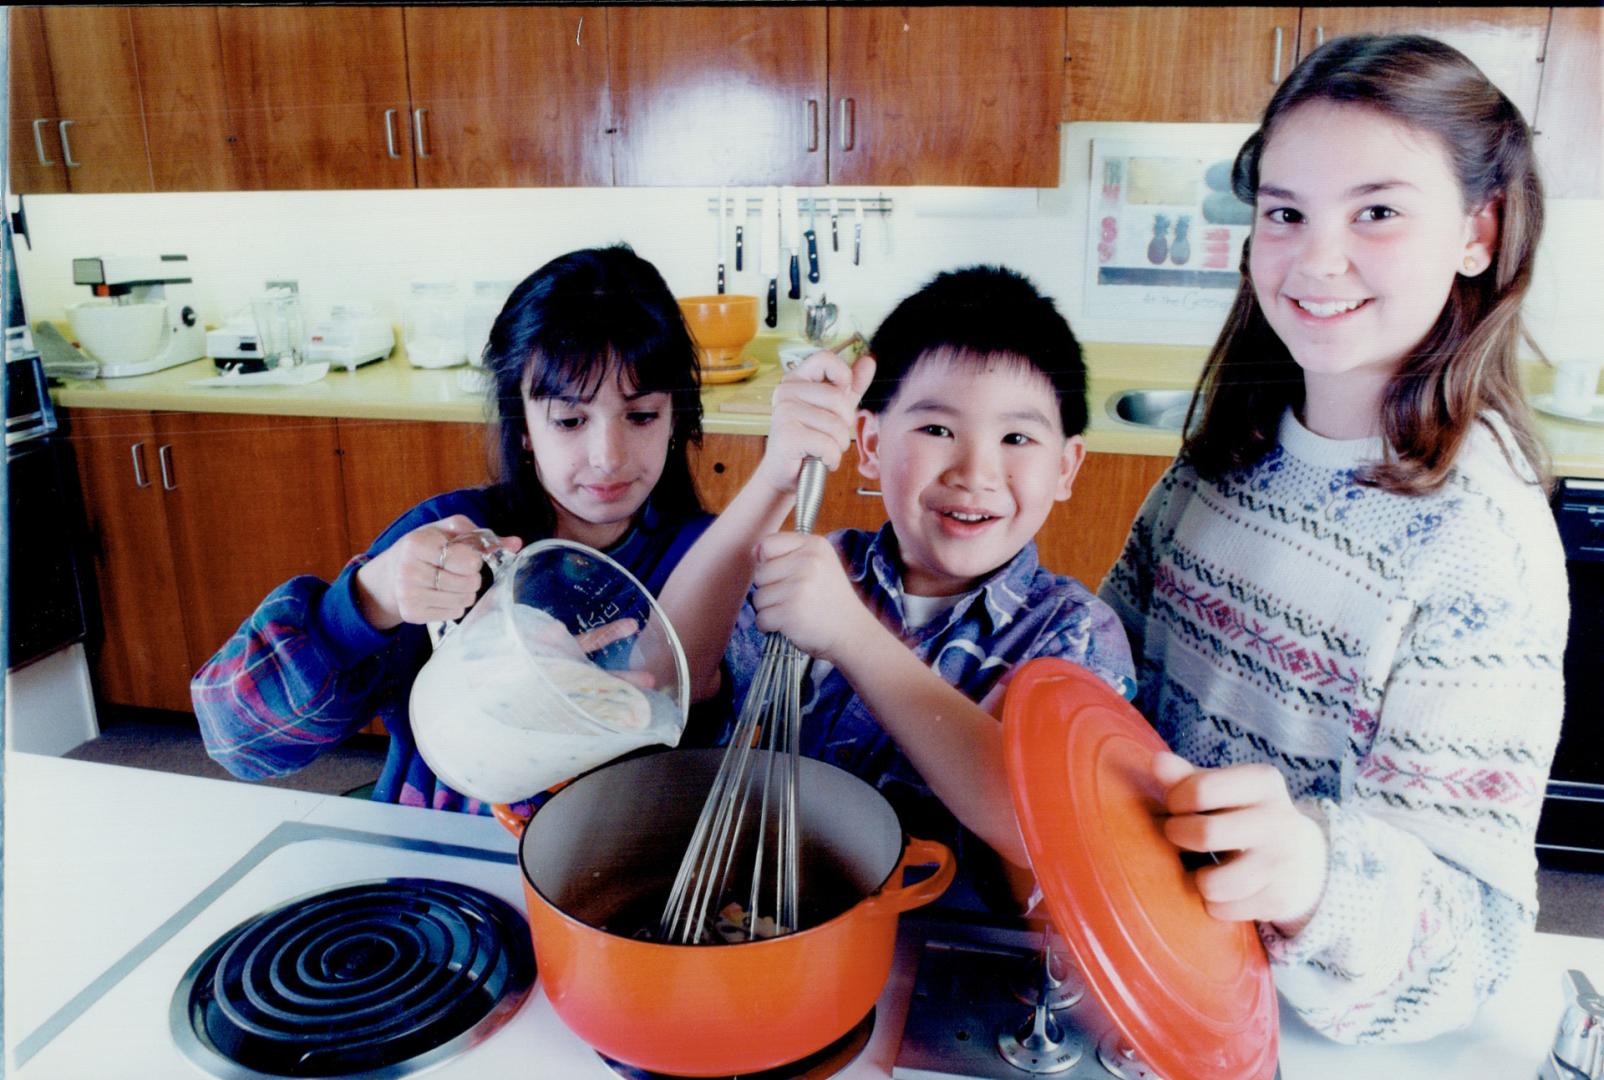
[{"xmin": 1182, "ymin": 33, "xmax": 1551, "ymax": 494}]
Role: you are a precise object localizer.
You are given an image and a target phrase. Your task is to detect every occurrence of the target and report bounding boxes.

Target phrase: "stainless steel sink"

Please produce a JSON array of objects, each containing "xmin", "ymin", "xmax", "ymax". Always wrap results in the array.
[{"xmin": 1105, "ymin": 388, "xmax": 1195, "ymax": 431}]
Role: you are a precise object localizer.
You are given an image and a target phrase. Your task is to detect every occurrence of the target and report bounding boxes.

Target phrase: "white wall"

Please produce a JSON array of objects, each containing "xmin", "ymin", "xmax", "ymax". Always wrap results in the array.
[{"xmin": 13, "ymin": 122, "xmax": 1601, "ymax": 362}]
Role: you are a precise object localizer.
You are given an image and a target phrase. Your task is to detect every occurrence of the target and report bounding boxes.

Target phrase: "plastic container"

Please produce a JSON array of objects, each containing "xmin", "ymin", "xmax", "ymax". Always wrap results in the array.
[
  {"xmin": 464, "ymin": 279, "xmax": 516, "ymax": 368},
  {"xmin": 403, "ymin": 280, "xmax": 467, "ymax": 368}
]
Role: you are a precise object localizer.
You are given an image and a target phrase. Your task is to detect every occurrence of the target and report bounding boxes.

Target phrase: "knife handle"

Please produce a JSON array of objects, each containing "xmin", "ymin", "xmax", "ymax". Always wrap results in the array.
[
  {"xmin": 735, "ymin": 226, "xmax": 744, "ymax": 272},
  {"xmin": 804, "ymin": 230, "xmax": 820, "ymax": 283},
  {"xmin": 831, "ymin": 214, "xmax": 839, "ymax": 252},
  {"xmin": 789, "ymin": 255, "xmax": 801, "ymax": 300},
  {"xmin": 766, "ymin": 279, "xmax": 778, "ymax": 327},
  {"xmin": 854, "ymin": 223, "xmax": 863, "ymax": 266},
  {"xmin": 717, "ymin": 264, "xmax": 726, "ymax": 295}
]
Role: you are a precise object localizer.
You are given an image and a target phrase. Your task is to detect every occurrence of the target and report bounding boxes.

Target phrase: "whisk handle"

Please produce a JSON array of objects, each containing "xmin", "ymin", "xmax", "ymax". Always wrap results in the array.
[{"xmin": 794, "ymin": 456, "xmax": 827, "ymax": 535}]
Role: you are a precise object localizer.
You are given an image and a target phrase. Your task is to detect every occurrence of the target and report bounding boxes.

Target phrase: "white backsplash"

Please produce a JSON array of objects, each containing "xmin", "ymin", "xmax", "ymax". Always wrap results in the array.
[{"xmin": 13, "ymin": 122, "xmax": 1601, "ymax": 362}]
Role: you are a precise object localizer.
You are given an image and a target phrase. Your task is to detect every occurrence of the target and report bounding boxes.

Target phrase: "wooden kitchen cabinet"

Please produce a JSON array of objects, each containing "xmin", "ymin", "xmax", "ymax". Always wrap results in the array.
[
  {"xmin": 7, "ymin": 6, "xmax": 153, "ymax": 194},
  {"xmin": 64, "ymin": 408, "xmax": 352, "ymax": 713},
  {"xmin": 126, "ymin": 7, "xmax": 248, "ymax": 192},
  {"xmin": 64, "ymin": 409, "xmax": 194, "ymax": 712},
  {"xmin": 337, "ymin": 419, "xmax": 496, "ymax": 551},
  {"xmin": 6, "ymin": 7, "xmax": 68, "ymax": 194},
  {"xmin": 1298, "ymin": 8, "xmax": 1548, "ymax": 121},
  {"xmin": 404, "ymin": 6, "xmax": 613, "ymax": 189},
  {"xmin": 1064, "ymin": 7, "xmax": 1300, "ymax": 123},
  {"xmin": 214, "ymin": 6, "xmax": 416, "ymax": 190},
  {"xmin": 827, "ymin": 7, "xmax": 1065, "ymax": 186},
  {"xmin": 1533, "ymin": 6, "xmax": 1604, "ymax": 199},
  {"xmin": 609, "ymin": 8, "xmax": 828, "ymax": 186}
]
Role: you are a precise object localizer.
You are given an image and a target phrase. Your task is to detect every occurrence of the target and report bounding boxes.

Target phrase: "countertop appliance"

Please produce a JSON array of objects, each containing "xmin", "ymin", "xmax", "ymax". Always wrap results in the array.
[
  {"xmin": 8, "ymin": 754, "xmax": 1603, "ymax": 1080},
  {"xmin": 1540, "ymin": 477, "xmax": 1604, "ymax": 871},
  {"xmin": 305, "ymin": 305, "xmax": 394, "ymax": 370},
  {"xmin": 67, "ymin": 255, "xmax": 205, "ymax": 377}
]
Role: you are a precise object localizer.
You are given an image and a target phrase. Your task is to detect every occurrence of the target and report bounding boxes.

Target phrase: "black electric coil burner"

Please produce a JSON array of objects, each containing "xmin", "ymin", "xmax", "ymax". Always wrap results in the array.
[{"xmin": 171, "ymin": 878, "xmax": 536, "ymax": 1078}]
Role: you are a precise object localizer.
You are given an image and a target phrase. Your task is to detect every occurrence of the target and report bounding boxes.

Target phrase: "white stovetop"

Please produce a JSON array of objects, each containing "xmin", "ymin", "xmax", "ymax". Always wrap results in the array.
[{"xmin": 5, "ymin": 752, "xmax": 1601, "ymax": 1079}]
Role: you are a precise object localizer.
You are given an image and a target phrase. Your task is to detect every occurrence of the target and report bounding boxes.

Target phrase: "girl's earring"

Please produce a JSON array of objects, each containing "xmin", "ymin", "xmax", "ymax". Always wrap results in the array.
[{"xmin": 1461, "ymin": 256, "xmax": 1479, "ymax": 275}]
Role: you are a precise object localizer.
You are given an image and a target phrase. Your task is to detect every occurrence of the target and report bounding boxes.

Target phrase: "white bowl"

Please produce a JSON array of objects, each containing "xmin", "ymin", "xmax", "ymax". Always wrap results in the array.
[{"xmin": 66, "ymin": 299, "xmax": 167, "ymax": 366}]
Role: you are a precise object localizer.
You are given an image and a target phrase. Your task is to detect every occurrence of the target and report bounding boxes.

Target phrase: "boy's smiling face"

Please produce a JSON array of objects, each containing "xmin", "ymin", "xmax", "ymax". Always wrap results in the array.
[{"xmin": 856, "ymin": 351, "xmax": 1085, "ymax": 598}]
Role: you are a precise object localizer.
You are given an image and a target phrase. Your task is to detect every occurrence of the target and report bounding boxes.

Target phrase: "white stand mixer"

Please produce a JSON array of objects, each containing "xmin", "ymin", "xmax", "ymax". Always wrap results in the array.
[{"xmin": 67, "ymin": 255, "xmax": 206, "ymax": 377}]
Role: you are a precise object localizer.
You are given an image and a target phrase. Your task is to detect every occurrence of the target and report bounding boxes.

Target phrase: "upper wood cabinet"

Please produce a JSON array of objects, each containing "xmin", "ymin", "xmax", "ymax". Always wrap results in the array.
[
  {"xmin": 1533, "ymin": 7, "xmax": 1603, "ymax": 199},
  {"xmin": 1298, "ymin": 8, "xmax": 1548, "ymax": 121},
  {"xmin": 828, "ymin": 7, "xmax": 1065, "ymax": 186},
  {"xmin": 1064, "ymin": 8, "xmax": 1300, "ymax": 123},
  {"xmin": 9, "ymin": 7, "xmax": 153, "ymax": 194},
  {"xmin": 7, "ymin": 7, "xmax": 67, "ymax": 194},
  {"xmin": 214, "ymin": 6, "xmax": 416, "ymax": 190},
  {"xmin": 405, "ymin": 6, "xmax": 613, "ymax": 189},
  {"xmin": 610, "ymin": 8, "xmax": 828, "ymax": 186},
  {"xmin": 128, "ymin": 7, "xmax": 247, "ymax": 192}
]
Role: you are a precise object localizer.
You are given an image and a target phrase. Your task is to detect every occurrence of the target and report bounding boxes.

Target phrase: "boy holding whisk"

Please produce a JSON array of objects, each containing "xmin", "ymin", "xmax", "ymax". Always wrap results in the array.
[{"xmin": 660, "ymin": 266, "xmax": 1133, "ymax": 913}]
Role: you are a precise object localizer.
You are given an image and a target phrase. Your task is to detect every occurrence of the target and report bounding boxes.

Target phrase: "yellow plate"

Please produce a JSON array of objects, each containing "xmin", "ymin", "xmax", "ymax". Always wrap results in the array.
[{"xmin": 701, "ymin": 359, "xmax": 760, "ymax": 385}]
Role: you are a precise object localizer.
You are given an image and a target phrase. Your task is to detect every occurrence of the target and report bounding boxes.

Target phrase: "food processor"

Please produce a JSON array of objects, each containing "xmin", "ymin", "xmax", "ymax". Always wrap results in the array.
[{"xmin": 66, "ymin": 255, "xmax": 206, "ymax": 377}]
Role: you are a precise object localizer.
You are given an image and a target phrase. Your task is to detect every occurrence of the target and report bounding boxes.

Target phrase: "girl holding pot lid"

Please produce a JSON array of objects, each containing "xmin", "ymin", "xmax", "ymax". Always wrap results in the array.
[
  {"xmin": 192, "ymin": 245, "xmax": 715, "ymax": 816},
  {"xmin": 1100, "ymin": 35, "xmax": 1567, "ymax": 1043}
]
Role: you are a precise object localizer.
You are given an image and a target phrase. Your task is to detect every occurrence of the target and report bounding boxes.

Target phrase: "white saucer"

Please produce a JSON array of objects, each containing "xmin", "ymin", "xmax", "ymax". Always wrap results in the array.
[{"xmin": 1531, "ymin": 393, "xmax": 1604, "ymax": 426}]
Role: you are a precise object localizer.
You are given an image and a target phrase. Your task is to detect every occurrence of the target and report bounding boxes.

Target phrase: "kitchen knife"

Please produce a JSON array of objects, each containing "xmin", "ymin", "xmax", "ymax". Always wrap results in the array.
[
  {"xmin": 853, "ymin": 199, "xmax": 865, "ymax": 266},
  {"xmin": 761, "ymin": 186, "xmax": 780, "ymax": 328},
  {"xmin": 804, "ymin": 193, "xmax": 820, "ymax": 284},
  {"xmin": 781, "ymin": 186, "xmax": 801, "ymax": 300},
  {"xmin": 716, "ymin": 185, "xmax": 727, "ymax": 294},
  {"xmin": 829, "ymin": 197, "xmax": 840, "ymax": 253}
]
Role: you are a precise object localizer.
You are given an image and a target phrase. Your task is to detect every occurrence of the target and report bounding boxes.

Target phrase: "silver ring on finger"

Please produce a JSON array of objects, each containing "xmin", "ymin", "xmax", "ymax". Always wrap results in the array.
[
  {"xmin": 432, "ymin": 566, "xmax": 442, "ymax": 590},
  {"xmin": 436, "ymin": 540, "xmax": 451, "ymax": 569}
]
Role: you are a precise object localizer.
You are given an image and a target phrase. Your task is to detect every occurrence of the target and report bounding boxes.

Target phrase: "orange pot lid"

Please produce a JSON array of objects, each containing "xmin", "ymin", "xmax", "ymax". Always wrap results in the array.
[{"xmin": 1002, "ymin": 658, "xmax": 1279, "ymax": 1080}]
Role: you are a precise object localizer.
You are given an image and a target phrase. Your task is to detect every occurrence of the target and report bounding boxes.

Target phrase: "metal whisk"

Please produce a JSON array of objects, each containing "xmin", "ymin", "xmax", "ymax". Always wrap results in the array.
[{"xmin": 660, "ymin": 456, "xmax": 828, "ymax": 944}]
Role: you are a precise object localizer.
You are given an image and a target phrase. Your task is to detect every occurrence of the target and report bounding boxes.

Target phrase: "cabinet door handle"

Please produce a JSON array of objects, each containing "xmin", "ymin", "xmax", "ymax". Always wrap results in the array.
[
  {"xmin": 32, "ymin": 119, "xmax": 55, "ymax": 166},
  {"xmin": 59, "ymin": 120, "xmax": 80, "ymax": 168},
  {"xmin": 839, "ymin": 98, "xmax": 855, "ymax": 152},
  {"xmin": 854, "ymin": 486, "xmax": 882, "ymax": 498},
  {"xmin": 806, "ymin": 99, "xmax": 819, "ymax": 153},
  {"xmin": 413, "ymin": 107, "xmax": 430, "ymax": 159},
  {"xmin": 383, "ymin": 108, "xmax": 399, "ymax": 158},
  {"xmin": 158, "ymin": 444, "xmax": 176, "ymax": 491},
  {"xmin": 1315, "ymin": 26, "xmax": 1324, "ymax": 48},
  {"xmin": 130, "ymin": 442, "xmax": 151, "ymax": 488},
  {"xmin": 1272, "ymin": 27, "xmax": 1283, "ymax": 83}
]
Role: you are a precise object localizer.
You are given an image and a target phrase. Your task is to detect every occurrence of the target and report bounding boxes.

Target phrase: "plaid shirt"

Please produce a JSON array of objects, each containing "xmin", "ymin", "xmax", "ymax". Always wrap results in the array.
[
  {"xmin": 192, "ymin": 488, "xmax": 712, "ymax": 816},
  {"xmin": 725, "ymin": 523, "xmax": 1135, "ymax": 913}
]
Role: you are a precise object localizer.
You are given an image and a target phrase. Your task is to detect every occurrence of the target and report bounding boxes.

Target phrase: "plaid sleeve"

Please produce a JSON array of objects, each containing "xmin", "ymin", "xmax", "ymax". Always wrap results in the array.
[{"xmin": 191, "ymin": 559, "xmax": 419, "ymax": 780}]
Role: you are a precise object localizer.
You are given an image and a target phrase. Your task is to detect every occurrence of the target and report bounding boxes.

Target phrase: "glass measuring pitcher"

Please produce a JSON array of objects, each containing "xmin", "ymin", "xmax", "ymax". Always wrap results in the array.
[{"xmin": 410, "ymin": 535, "xmax": 691, "ymax": 805}]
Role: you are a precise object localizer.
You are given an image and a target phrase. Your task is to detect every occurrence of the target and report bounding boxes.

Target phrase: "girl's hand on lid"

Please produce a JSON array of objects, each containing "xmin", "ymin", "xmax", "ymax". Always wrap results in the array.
[
  {"xmin": 1153, "ymin": 751, "xmax": 1330, "ymax": 930},
  {"xmin": 756, "ymin": 351, "xmax": 876, "ymax": 496},
  {"xmin": 354, "ymin": 515, "xmax": 524, "ymax": 631}
]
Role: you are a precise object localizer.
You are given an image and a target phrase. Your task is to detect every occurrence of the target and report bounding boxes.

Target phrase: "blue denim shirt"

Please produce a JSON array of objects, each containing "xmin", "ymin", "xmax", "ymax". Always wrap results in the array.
[{"xmin": 725, "ymin": 524, "xmax": 1135, "ymax": 914}]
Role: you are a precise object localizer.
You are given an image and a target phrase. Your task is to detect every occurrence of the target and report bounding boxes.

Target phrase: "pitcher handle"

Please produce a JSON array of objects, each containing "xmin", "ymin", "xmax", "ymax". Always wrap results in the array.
[
  {"xmin": 425, "ymin": 528, "xmax": 519, "ymax": 649},
  {"xmin": 857, "ymin": 836, "xmax": 956, "ymax": 916}
]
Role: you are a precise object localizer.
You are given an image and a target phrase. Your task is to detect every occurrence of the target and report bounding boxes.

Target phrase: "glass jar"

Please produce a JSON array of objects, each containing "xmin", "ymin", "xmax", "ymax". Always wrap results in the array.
[{"xmin": 404, "ymin": 280, "xmax": 466, "ymax": 368}]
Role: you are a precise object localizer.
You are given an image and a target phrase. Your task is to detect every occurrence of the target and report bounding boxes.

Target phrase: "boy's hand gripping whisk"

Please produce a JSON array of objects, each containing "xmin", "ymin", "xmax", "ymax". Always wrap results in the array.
[{"xmin": 660, "ymin": 456, "xmax": 828, "ymax": 944}]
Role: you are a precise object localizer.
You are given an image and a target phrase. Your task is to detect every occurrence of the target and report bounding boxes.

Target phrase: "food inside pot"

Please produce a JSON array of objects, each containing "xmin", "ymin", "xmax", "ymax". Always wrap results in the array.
[{"xmin": 589, "ymin": 854, "xmax": 866, "ymax": 944}]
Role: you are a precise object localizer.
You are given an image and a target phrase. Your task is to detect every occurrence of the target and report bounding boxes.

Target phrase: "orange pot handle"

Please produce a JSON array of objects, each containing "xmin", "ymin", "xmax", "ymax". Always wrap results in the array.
[
  {"xmin": 858, "ymin": 836, "xmax": 956, "ymax": 916},
  {"xmin": 491, "ymin": 802, "xmax": 530, "ymax": 837}
]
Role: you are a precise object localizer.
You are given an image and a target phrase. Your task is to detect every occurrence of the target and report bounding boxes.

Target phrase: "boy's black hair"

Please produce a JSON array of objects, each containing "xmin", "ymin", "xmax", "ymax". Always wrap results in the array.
[
  {"xmin": 480, "ymin": 243, "xmax": 704, "ymax": 539},
  {"xmin": 862, "ymin": 265, "xmax": 1087, "ymax": 437}
]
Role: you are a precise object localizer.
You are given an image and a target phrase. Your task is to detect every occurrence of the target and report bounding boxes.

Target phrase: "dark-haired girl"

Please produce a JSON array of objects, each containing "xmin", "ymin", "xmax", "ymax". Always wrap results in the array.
[
  {"xmin": 1100, "ymin": 35, "xmax": 1568, "ymax": 1042},
  {"xmin": 193, "ymin": 245, "xmax": 713, "ymax": 815}
]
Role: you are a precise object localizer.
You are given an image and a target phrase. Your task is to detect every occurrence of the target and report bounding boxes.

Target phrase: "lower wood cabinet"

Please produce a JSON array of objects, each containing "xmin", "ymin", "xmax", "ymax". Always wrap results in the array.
[
  {"xmin": 336, "ymin": 418, "xmax": 495, "ymax": 551},
  {"xmin": 65, "ymin": 408, "xmax": 351, "ymax": 713}
]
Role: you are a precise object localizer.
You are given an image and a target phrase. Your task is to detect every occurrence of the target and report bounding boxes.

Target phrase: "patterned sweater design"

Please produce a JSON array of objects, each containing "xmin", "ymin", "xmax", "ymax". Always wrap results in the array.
[{"xmin": 1099, "ymin": 409, "xmax": 1568, "ymax": 1044}]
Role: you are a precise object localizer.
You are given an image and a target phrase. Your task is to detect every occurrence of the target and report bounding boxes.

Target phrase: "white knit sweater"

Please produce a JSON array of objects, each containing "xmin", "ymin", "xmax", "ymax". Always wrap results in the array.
[{"xmin": 1099, "ymin": 408, "xmax": 1568, "ymax": 1044}]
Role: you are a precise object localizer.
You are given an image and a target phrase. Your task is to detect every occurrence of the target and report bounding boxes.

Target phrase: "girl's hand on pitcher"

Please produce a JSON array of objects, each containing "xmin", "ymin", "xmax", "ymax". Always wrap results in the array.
[
  {"xmin": 757, "ymin": 351, "xmax": 876, "ymax": 495},
  {"xmin": 1153, "ymin": 751, "xmax": 1329, "ymax": 928},
  {"xmin": 355, "ymin": 516, "xmax": 523, "ymax": 631}
]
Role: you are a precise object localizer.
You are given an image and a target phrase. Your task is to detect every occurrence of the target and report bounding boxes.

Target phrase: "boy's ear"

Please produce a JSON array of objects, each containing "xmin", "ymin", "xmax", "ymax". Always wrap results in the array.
[
  {"xmin": 1461, "ymin": 197, "xmax": 1501, "ymax": 275},
  {"xmin": 1055, "ymin": 435, "xmax": 1087, "ymax": 502},
  {"xmin": 855, "ymin": 410, "xmax": 880, "ymax": 481}
]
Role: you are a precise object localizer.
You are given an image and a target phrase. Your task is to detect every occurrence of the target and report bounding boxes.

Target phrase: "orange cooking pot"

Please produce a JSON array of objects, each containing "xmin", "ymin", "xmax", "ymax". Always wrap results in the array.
[{"xmin": 494, "ymin": 747, "xmax": 955, "ymax": 1076}]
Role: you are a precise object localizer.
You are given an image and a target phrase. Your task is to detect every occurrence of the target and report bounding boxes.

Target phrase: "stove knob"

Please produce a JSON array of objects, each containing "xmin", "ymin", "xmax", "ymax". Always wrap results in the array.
[{"xmin": 1547, "ymin": 969, "xmax": 1604, "ymax": 1080}]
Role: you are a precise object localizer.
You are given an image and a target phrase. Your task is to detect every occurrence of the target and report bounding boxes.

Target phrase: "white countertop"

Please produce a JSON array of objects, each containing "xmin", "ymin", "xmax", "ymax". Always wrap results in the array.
[{"xmin": 4, "ymin": 752, "xmax": 1599, "ymax": 1078}]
